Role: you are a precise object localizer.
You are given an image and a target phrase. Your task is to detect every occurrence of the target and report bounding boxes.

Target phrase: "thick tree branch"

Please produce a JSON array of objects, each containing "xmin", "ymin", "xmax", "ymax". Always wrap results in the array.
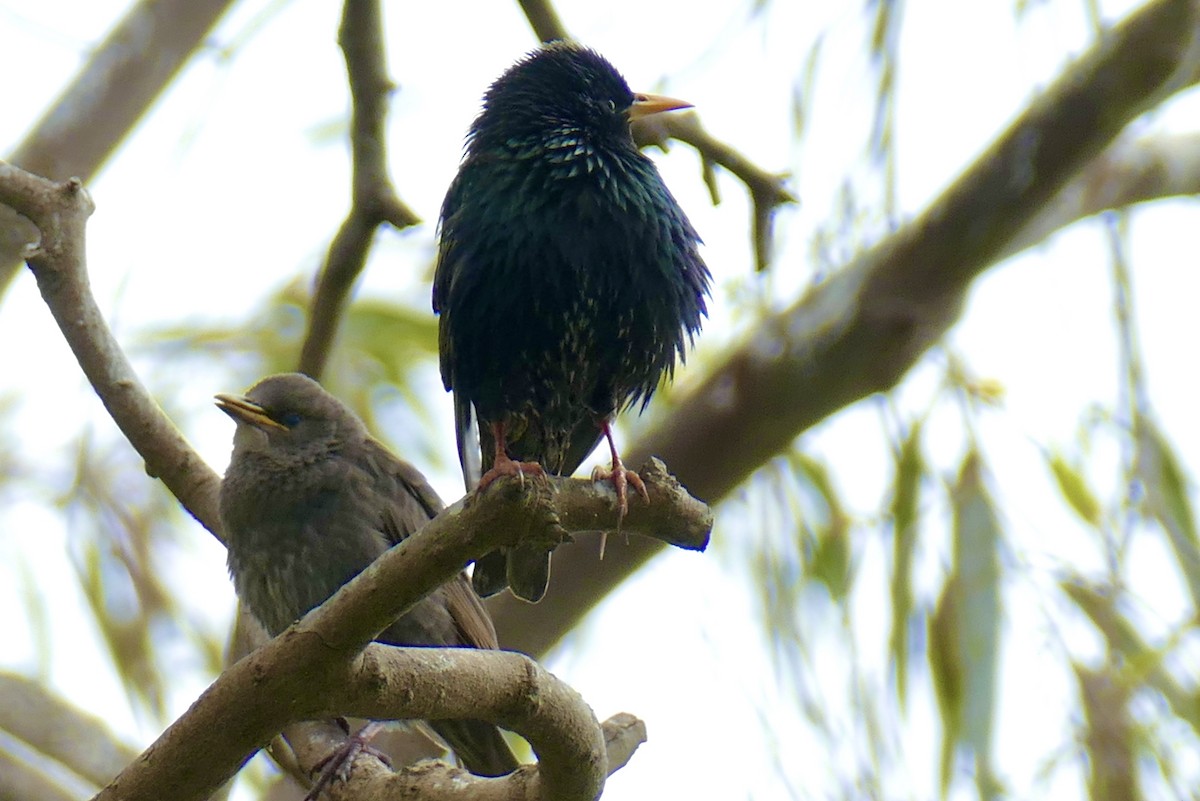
[
  {"xmin": 490, "ymin": 0, "xmax": 1200, "ymax": 655},
  {"xmin": 1005, "ymin": 131, "xmax": 1200, "ymax": 258},
  {"xmin": 258, "ymin": 466, "xmax": 708, "ymax": 657},
  {"xmin": 281, "ymin": 713, "xmax": 644, "ymax": 801},
  {"xmin": 0, "ymin": 0, "xmax": 237, "ymax": 299},
  {"xmin": 298, "ymin": 0, "xmax": 420, "ymax": 380},
  {"xmin": 91, "ymin": 470, "xmax": 702, "ymax": 801}
]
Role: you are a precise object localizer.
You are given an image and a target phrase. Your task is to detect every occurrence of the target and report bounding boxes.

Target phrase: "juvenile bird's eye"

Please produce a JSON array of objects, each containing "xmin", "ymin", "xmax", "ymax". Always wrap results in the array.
[{"xmin": 280, "ymin": 412, "xmax": 302, "ymax": 428}]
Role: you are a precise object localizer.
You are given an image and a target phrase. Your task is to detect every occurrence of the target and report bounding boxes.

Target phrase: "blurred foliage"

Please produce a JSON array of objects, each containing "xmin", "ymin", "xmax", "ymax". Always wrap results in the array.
[
  {"xmin": 59, "ymin": 412, "xmax": 228, "ymax": 721},
  {"xmin": 930, "ymin": 450, "xmax": 1002, "ymax": 800},
  {"xmin": 888, "ymin": 419, "xmax": 923, "ymax": 709},
  {"xmin": 136, "ymin": 277, "xmax": 444, "ymax": 460},
  {"xmin": 4, "ymin": 2, "xmax": 1200, "ymax": 801}
]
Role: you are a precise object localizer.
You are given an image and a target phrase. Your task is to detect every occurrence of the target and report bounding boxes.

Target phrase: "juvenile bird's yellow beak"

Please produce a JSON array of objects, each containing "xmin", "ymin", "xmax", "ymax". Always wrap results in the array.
[
  {"xmin": 628, "ymin": 92, "xmax": 693, "ymax": 120},
  {"xmin": 214, "ymin": 393, "xmax": 288, "ymax": 431}
]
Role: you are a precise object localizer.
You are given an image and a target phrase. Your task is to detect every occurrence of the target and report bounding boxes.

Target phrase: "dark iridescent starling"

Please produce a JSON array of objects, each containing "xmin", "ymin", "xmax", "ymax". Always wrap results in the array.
[
  {"xmin": 433, "ymin": 41, "xmax": 711, "ymax": 602},
  {"xmin": 217, "ymin": 373, "xmax": 519, "ymax": 780}
]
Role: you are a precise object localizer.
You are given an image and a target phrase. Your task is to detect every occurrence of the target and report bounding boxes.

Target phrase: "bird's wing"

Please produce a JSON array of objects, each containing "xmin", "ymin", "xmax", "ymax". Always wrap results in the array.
[
  {"xmin": 442, "ymin": 573, "xmax": 500, "ymax": 651},
  {"xmin": 432, "ymin": 171, "xmax": 467, "ymax": 388},
  {"xmin": 431, "ymin": 168, "xmax": 465, "ymax": 317},
  {"xmin": 361, "ymin": 437, "xmax": 444, "ymax": 545},
  {"xmin": 360, "ymin": 437, "xmax": 499, "ymax": 644},
  {"xmin": 455, "ymin": 392, "xmax": 483, "ymax": 492}
]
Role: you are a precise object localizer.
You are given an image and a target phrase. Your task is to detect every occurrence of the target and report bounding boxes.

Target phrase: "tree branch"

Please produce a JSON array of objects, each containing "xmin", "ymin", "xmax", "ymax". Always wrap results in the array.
[
  {"xmin": 297, "ymin": 0, "xmax": 421, "ymax": 380},
  {"xmin": 280, "ymin": 712, "xmax": 645, "ymax": 801},
  {"xmin": 91, "ymin": 470, "xmax": 699, "ymax": 801},
  {"xmin": 0, "ymin": 0, "xmax": 237, "ymax": 299},
  {"xmin": 1004, "ymin": 131, "xmax": 1200, "ymax": 258},
  {"xmin": 489, "ymin": 0, "xmax": 1200, "ymax": 655}
]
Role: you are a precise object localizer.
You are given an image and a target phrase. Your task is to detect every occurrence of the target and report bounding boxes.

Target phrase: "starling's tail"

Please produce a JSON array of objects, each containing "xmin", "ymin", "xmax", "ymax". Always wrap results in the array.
[
  {"xmin": 471, "ymin": 545, "xmax": 551, "ymax": 602},
  {"xmin": 471, "ymin": 550, "xmax": 510, "ymax": 598},
  {"xmin": 431, "ymin": 718, "xmax": 521, "ymax": 777},
  {"xmin": 506, "ymin": 544, "xmax": 551, "ymax": 603}
]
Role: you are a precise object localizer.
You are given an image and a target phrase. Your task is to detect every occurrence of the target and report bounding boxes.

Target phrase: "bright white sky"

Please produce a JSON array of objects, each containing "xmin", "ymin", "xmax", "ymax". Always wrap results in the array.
[{"xmin": 2, "ymin": 0, "xmax": 1199, "ymax": 799}]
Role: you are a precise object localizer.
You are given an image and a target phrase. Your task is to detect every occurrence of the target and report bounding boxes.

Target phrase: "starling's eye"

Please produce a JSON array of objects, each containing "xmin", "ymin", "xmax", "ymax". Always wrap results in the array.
[
  {"xmin": 279, "ymin": 412, "xmax": 302, "ymax": 428},
  {"xmin": 605, "ymin": 99, "xmax": 617, "ymax": 112}
]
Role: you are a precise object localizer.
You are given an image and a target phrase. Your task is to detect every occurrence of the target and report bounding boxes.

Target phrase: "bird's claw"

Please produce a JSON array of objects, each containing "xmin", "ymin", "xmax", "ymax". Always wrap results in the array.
[
  {"xmin": 476, "ymin": 455, "xmax": 545, "ymax": 492},
  {"xmin": 591, "ymin": 462, "xmax": 649, "ymax": 518},
  {"xmin": 592, "ymin": 462, "xmax": 647, "ymax": 560},
  {"xmin": 304, "ymin": 723, "xmax": 391, "ymax": 801}
]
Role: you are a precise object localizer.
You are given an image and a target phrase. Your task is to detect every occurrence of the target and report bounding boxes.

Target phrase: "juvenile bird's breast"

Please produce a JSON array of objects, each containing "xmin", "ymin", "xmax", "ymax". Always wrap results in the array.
[{"xmin": 220, "ymin": 453, "xmax": 390, "ymax": 636}]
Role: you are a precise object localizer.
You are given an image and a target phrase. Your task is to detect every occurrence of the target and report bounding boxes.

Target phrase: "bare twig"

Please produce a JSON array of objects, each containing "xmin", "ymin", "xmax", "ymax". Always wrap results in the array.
[
  {"xmin": 517, "ymin": 0, "xmax": 569, "ymax": 42},
  {"xmin": 0, "ymin": 0, "xmax": 236, "ymax": 298},
  {"xmin": 297, "ymin": 0, "xmax": 420, "ymax": 380},
  {"xmin": 0, "ymin": 160, "xmax": 224, "ymax": 537},
  {"xmin": 489, "ymin": 0, "xmax": 1200, "ymax": 655},
  {"xmin": 634, "ymin": 111, "xmax": 797, "ymax": 272}
]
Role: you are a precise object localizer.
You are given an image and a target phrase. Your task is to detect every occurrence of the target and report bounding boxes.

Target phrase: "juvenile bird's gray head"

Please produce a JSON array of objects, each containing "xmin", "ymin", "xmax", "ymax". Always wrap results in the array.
[{"xmin": 215, "ymin": 373, "xmax": 367, "ymax": 461}]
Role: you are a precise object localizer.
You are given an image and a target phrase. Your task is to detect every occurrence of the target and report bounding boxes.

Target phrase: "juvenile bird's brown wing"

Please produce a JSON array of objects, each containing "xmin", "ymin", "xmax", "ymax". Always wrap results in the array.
[
  {"xmin": 361, "ymin": 437, "xmax": 444, "ymax": 543},
  {"xmin": 359, "ymin": 437, "xmax": 517, "ymax": 776}
]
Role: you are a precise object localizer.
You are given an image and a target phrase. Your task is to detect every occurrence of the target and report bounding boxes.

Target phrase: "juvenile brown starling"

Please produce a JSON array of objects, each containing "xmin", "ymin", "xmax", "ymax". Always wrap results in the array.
[
  {"xmin": 433, "ymin": 41, "xmax": 710, "ymax": 602},
  {"xmin": 217, "ymin": 373, "xmax": 519, "ymax": 781}
]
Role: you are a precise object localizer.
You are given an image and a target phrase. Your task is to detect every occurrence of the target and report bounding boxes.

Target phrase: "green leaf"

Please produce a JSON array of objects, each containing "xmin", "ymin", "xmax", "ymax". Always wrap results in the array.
[
  {"xmin": 790, "ymin": 451, "xmax": 853, "ymax": 599},
  {"xmin": 929, "ymin": 578, "xmax": 961, "ymax": 799},
  {"xmin": 810, "ymin": 526, "xmax": 851, "ymax": 600},
  {"xmin": 1136, "ymin": 418, "xmax": 1200, "ymax": 609},
  {"xmin": 1047, "ymin": 451, "xmax": 1102, "ymax": 527},
  {"xmin": 930, "ymin": 450, "xmax": 1003, "ymax": 798},
  {"xmin": 889, "ymin": 421, "xmax": 923, "ymax": 708}
]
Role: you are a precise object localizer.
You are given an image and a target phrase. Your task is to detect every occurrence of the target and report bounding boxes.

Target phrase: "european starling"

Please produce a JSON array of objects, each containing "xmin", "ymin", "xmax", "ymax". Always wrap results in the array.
[
  {"xmin": 216, "ymin": 373, "xmax": 519, "ymax": 782},
  {"xmin": 433, "ymin": 41, "xmax": 711, "ymax": 602}
]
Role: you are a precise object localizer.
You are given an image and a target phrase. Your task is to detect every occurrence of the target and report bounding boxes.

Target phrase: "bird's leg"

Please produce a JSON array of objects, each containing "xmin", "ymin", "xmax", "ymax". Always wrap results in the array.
[
  {"xmin": 476, "ymin": 421, "xmax": 545, "ymax": 491},
  {"xmin": 591, "ymin": 419, "xmax": 649, "ymax": 556},
  {"xmin": 304, "ymin": 720, "xmax": 390, "ymax": 801}
]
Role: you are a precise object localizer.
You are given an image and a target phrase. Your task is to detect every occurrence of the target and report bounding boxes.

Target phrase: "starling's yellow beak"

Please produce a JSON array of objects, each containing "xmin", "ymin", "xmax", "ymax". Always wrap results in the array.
[
  {"xmin": 215, "ymin": 393, "xmax": 288, "ymax": 431},
  {"xmin": 628, "ymin": 92, "xmax": 693, "ymax": 120}
]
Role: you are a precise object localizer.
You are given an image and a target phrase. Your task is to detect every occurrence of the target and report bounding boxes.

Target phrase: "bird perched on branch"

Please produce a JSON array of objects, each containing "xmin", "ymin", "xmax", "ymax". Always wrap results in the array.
[
  {"xmin": 434, "ymin": 41, "xmax": 711, "ymax": 603},
  {"xmin": 216, "ymin": 373, "xmax": 519, "ymax": 787}
]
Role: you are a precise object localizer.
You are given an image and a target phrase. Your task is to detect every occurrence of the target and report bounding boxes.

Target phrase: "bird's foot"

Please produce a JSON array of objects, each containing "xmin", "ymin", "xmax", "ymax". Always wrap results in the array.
[
  {"xmin": 591, "ymin": 461, "xmax": 649, "ymax": 558},
  {"xmin": 304, "ymin": 722, "xmax": 390, "ymax": 801},
  {"xmin": 591, "ymin": 461, "xmax": 650, "ymax": 517},
  {"xmin": 477, "ymin": 454, "xmax": 545, "ymax": 492}
]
